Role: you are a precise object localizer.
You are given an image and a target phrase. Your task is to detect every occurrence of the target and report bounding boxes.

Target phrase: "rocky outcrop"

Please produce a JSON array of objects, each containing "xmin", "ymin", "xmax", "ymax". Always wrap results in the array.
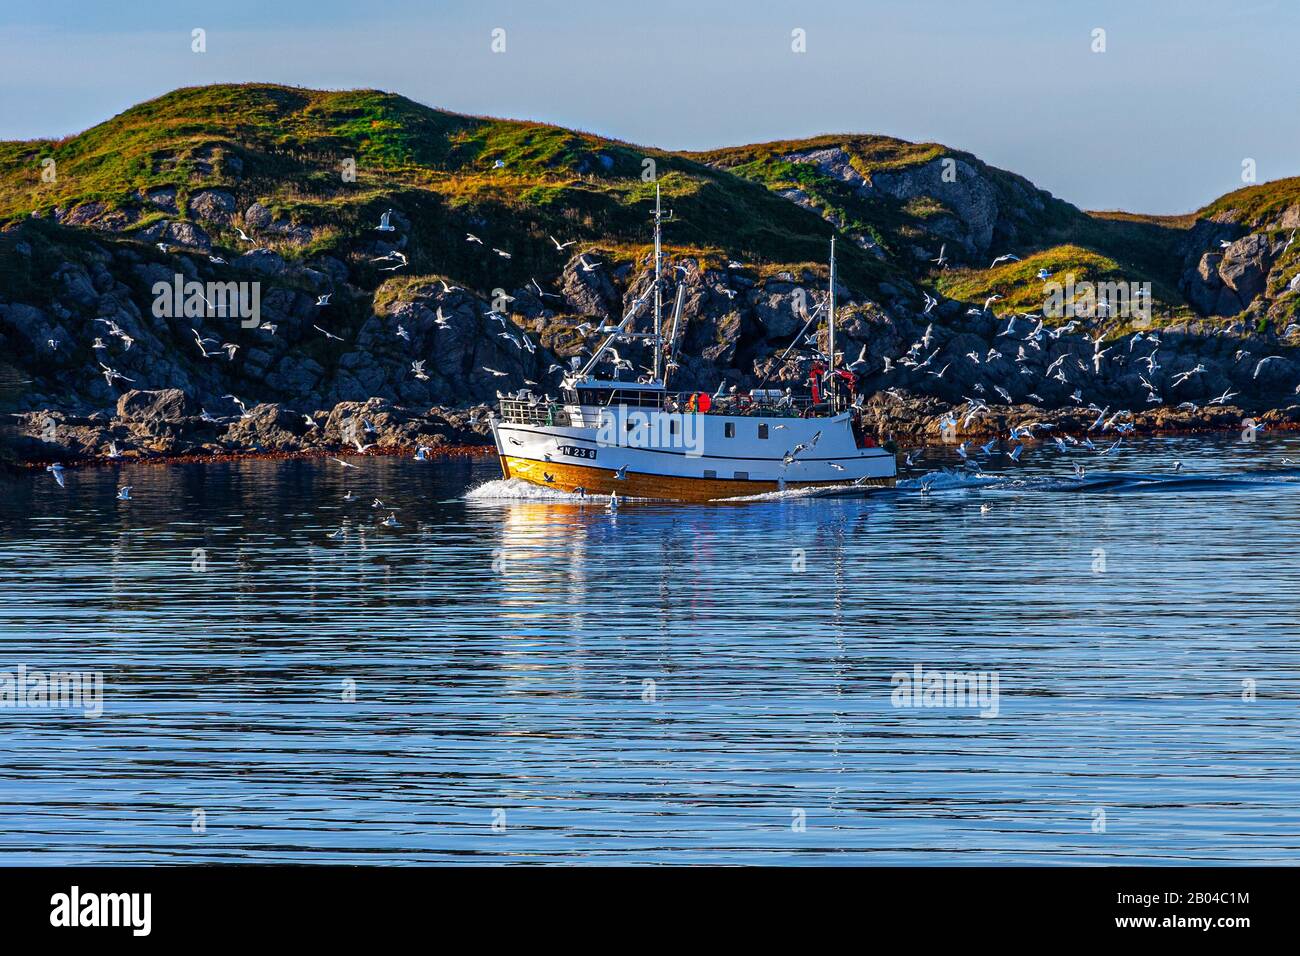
[
  {"xmin": 116, "ymin": 388, "xmax": 197, "ymax": 422},
  {"xmin": 776, "ymin": 146, "xmax": 1057, "ymax": 264}
]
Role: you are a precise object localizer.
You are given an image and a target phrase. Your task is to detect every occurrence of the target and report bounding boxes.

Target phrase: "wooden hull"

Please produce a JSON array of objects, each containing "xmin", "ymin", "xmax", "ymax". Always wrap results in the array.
[{"xmin": 499, "ymin": 455, "xmax": 895, "ymax": 501}]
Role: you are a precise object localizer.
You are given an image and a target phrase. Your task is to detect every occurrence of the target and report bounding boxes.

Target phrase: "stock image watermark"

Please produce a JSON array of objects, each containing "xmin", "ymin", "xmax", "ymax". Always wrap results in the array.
[
  {"xmin": 0, "ymin": 664, "xmax": 103, "ymax": 717},
  {"xmin": 891, "ymin": 664, "xmax": 1000, "ymax": 718},
  {"xmin": 595, "ymin": 406, "xmax": 705, "ymax": 456},
  {"xmin": 152, "ymin": 273, "xmax": 262, "ymax": 327},
  {"xmin": 1043, "ymin": 274, "xmax": 1151, "ymax": 322}
]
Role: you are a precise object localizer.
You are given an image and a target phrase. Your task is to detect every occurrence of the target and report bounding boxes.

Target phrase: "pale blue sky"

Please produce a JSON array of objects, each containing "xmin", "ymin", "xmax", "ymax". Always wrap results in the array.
[{"xmin": 2, "ymin": 0, "xmax": 1297, "ymax": 214}]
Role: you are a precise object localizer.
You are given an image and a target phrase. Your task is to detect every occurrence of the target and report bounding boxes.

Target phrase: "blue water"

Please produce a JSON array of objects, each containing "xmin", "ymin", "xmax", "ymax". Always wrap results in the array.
[{"xmin": 2, "ymin": 433, "xmax": 1299, "ymax": 865}]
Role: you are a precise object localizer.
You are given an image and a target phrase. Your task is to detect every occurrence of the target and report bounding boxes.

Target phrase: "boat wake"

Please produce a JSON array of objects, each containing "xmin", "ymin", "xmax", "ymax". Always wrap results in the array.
[
  {"xmin": 898, "ymin": 466, "xmax": 1300, "ymax": 495},
  {"xmin": 464, "ymin": 478, "xmax": 652, "ymax": 502},
  {"xmin": 466, "ymin": 467, "xmax": 1300, "ymax": 505}
]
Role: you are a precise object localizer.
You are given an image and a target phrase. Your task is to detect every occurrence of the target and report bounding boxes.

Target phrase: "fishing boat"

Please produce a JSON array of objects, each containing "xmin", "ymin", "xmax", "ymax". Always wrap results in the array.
[{"xmin": 489, "ymin": 189, "xmax": 897, "ymax": 501}]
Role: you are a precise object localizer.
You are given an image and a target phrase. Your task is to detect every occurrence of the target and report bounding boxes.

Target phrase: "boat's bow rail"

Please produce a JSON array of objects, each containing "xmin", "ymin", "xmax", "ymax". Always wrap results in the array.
[{"xmin": 497, "ymin": 397, "xmax": 577, "ymax": 427}]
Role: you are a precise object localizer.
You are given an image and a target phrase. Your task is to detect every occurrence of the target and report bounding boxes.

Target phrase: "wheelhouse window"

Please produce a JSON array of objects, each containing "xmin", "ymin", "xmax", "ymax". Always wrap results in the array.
[
  {"xmin": 758, "ymin": 424, "xmax": 768, "ymax": 439},
  {"xmin": 724, "ymin": 422, "xmax": 735, "ymax": 438},
  {"xmin": 575, "ymin": 388, "xmax": 664, "ymax": 409}
]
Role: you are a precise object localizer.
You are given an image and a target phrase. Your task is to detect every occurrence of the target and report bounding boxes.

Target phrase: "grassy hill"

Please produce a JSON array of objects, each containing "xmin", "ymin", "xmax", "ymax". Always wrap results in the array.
[
  {"xmin": 0, "ymin": 83, "xmax": 897, "ymax": 295},
  {"xmin": 2, "ymin": 82, "xmax": 1298, "ymax": 327}
]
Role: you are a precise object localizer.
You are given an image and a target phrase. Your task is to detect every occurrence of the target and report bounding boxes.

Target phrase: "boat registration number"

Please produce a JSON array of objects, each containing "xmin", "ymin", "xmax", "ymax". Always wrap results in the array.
[{"xmin": 557, "ymin": 445, "xmax": 597, "ymax": 461}]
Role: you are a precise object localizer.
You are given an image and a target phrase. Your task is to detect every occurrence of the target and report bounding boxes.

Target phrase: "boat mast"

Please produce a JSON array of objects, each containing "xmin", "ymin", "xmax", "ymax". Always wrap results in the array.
[
  {"xmin": 652, "ymin": 184, "xmax": 664, "ymax": 384},
  {"xmin": 828, "ymin": 236, "xmax": 837, "ymax": 409}
]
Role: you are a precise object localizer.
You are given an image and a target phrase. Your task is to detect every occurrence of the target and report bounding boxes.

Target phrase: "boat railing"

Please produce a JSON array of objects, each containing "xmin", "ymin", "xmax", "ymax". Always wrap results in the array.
[
  {"xmin": 498, "ymin": 390, "xmax": 836, "ymax": 424},
  {"xmin": 497, "ymin": 397, "xmax": 577, "ymax": 427}
]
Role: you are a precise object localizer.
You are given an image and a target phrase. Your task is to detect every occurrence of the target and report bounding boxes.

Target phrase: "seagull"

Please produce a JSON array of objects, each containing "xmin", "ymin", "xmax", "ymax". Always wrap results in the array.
[
  {"xmin": 983, "ymin": 294, "xmax": 1003, "ymax": 312},
  {"xmin": 550, "ymin": 235, "xmax": 575, "ymax": 251},
  {"xmin": 1171, "ymin": 365, "xmax": 1205, "ymax": 386},
  {"xmin": 98, "ymin": 363, "xmax": 134, "ymax": 387},
  {"xmin": 411, "ymin": 360, "xmax": 429, "ymax": 381},
  {"xmin": 313, "ymin": 325, "xmax": 343, "ymax": 341},
  {"xmin": 1009, "ymin": 444, "xmax": 1024, "ymax": 461},
  {"xmin": 482, "ymin": 367, "xmax": 508, "ymax": 377},
  {"xmin": 414, "ymin": 446, "xmax": 432, "ymax": 461},
  {"xmin": 492, "ymin": 248, "xmax": 512, "ymax": 259},
  {"xmin": 614, "ymin": 464, "xmax": 629, "ymax": 480},
  {"xmin": 990, "ymin": 254, "xmax": 1020, "ymax": 268},
  {"xmin": 530, "ymin": 278, "xmax": 561, "ymax": 300},
  {"xmin": 930, "ymin": 244, "xmax": 948, "ymax": 268},
  {"xmin": 330, "ymin": 457, "xmax": 358, "ymax": 469},
  {"xmin": 235, "ymin": 227, "xmax": 255, "ymax": 243},
  {"xmin": 208, "ymin": 255, "xmax": 227, "ymax": 265},
  {"xmin": 1254, "ymin": 356, "xmax": 1282, "ymax": 379},
  {"xmin": 466, "ymin": 233, "xmax": 482, "ymax": 244},
  {"xmin": 116, "ymin": 486, "xmax": 132, "ymax": 500},
  {"xmin": 579, "ymin": 256, "xmax": 602, "ymax": 272},
  {"xmin": 46, "ymin": 463, "xmax": 66, "ymax": 487},
  {"xmin": 1210, "ymin": 388, "xmax": 1239, "ymax": 406},
  {"xmin": 381, "ymin": 512, "xmax": 401, "ymax": 527},
  {"xmin": 376, "ymin": 210, "xmax": 396, "ymax": 232},
  {"xmin": 316, "ymin": 293, "xmax": 332, "ymax": 306},
  {"xmin": 191, "ymin": 328, "xmax": 219, "ymax": 357}
]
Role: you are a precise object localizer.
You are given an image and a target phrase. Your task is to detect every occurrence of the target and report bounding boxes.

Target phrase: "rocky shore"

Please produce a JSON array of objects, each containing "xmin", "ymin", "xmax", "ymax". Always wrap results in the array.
[
  {"xmin": 6, "ymin": 384, "xmax": 1296, "ymax": 474},
  {"xmin": 2, "ymin": 389, "xmax": 493, "ymax": 468}
]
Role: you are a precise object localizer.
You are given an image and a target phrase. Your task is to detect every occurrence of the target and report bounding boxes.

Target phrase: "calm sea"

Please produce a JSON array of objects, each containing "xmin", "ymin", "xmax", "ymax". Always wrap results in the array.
[{"xmin": 1, "ymin": 432, "xmax": 1299, "ymax": 864}]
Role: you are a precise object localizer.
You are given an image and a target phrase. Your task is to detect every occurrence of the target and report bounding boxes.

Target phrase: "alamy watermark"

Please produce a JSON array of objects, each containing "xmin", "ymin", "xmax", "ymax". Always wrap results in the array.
[
  {"xmin": 595, "ymin": 406, "xmax": 705, "ymax": 457},
  {"xmin": 152, "ymin": 273, "xmax": 261, "ymax": 327},
  {"xmin": 891, "ymin": 664, "xmax": 1000, "ymax": 718},
  {"xmin": 0, "ymin": 664, "xmax": 103, "ymax": 717},
  {"xmin": 1044, "ymin": 273, "xmax": 1150, "ymax": 323}
]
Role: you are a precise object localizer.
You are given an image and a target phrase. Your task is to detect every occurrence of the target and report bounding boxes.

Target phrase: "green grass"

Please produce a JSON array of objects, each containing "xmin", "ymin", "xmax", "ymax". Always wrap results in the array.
[
  {"xmin": 8, "ymin": 82, "xmax": 1300, "ymax": 323},
  {"xmin": 935, "ymin": 244, "xmax": 1191, "ymax": 327},
  {"xmin": 0, "ymin": 83, "xmax": 907, "ymax": 306},
  {"xmin": 1199, "ymin": 177, "xmax": 1300, "ymax": 229}
]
